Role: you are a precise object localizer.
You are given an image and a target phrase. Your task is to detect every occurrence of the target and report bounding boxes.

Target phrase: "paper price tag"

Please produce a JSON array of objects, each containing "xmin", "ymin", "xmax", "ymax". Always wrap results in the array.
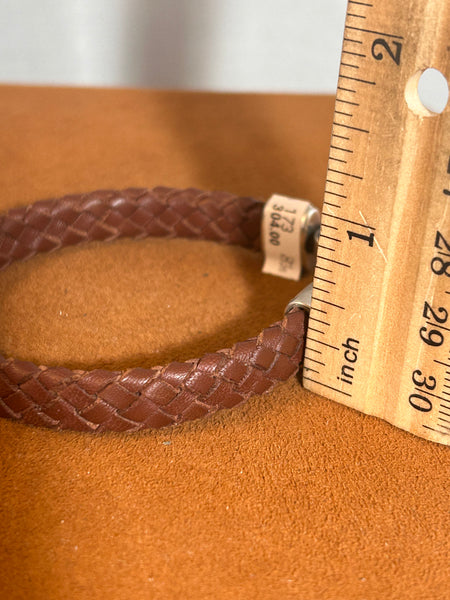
[{"xmin": 262, "ymin": 194, "xmax": 311, "ymax": 281}]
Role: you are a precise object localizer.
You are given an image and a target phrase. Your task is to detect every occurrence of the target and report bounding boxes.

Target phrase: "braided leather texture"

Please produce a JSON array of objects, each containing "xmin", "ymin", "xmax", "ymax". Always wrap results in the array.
[{"xmin": 0, "ymin": 187, "xmax": 306, "ymax": 432}]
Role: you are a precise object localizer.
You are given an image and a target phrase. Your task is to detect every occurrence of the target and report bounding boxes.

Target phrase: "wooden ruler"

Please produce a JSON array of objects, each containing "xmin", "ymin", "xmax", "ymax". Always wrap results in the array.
[{"xmin": 303, "ymin": 0, "xmax": 450, "ymax": 445}]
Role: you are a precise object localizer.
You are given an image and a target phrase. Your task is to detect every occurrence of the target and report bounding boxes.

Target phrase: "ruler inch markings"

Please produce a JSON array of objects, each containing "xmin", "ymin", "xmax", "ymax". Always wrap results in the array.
[
  {"xmin": 314, "ymin": 276, "xmax": 337, "ymax": 284},
  {"xmin": 304, "ymin": 366, "xmax": 320, "ymax": 374},
  {"xmin": 434, "ymin": 359, "xmax": 450, "ymax": 367},
  {"xmin": 435, "ymin": 421, "xmax": 450, "ymax": 432},
  {"xmin": 309, "ymin": 317, "xmax": 331, "ymax": 327},
  {"xmin": 328, "ymin": 168, "xmax": 363, "ymax": 179},
  {"xmin": 345, "ymin": 25, "xmax": 404, "ymax": 40},
  {"xmin": 307, "ymin": 338, "xmax": 340, "ymax": 350},
  {"xmin": 331, "ymin": 133, "xmax": 351, "ymax": 140},
  {"xmin": 333, "ymin": 121, "xmax": 369, "ymax": 134},
  {"xmin": 315, "ymin": 255, "xmax": 351, "ymax": 268},
  {"xmin": 330, "ymin": 144, "xmax": 354, "ymax": 153},
  {"xmin": 312, "ymin": 285, "xmax": 331, "ymax": 294},
  {"xmin": 335, "ymin": 98, "xmax": 360, "ymax": 107},
  {"xmin": 339, "ymin": 74, "xmax": 376, "ymax": 86},
  {"xmin": 318, "ymin": 235, "xmax": 341, "ymax": 244},
  {"xmin": 423, "ymin": 425, "xmax": 449, "ymax": 436},
  {"xmin": 321, "ymin": 212, "xmax": 376, "ymax": 230},
  {"xmin": 311, "ymin": 296, "xmax": 345, "ymax": 310},
  {"xmin": 342, "ymin": 51, "xmax": 366, "ymax": 58},
  {"xmin": 304, "ymin": 357, "xmax": 326, "ymax": 366},
  {"xmin": 304, "ymin": 343, "xmax": 323, "ymax": 353},
  {"xmin": 337, "ymin": 86, "xmax": 357, "ymax": 93},
  {"xmin": 303, "ymin": 377, "xmax": 352, "ymax": 397},
  {"xmin": 319, "ymin": 222, "xmax": 338, "ymax": 230},
  {"xmin": 343, "ymin": 37, "xmax": 363, "ymax": 45},
  {"xmin": 329, "ymin": 156, "xmax": 348, "ymax": 163},
  {"xmin": 304, "ymin": 0, "xmax": 450, "ymax": 446}
]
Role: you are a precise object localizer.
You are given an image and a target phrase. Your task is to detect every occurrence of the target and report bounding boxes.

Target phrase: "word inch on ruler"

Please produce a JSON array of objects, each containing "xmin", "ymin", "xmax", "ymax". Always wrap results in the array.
[{"xmin": 303, "ymin": 0, "xmax": 450, "ymax": 445}]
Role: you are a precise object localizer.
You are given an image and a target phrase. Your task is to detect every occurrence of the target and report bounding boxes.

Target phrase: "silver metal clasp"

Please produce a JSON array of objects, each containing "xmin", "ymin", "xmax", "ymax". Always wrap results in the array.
[
  {"xmin": 285, "ymin": 282, "xmax": 313, "ymax": 314},
  {"xmin": 299, "ymin": 205, "xmax": 320, "ymax": 274}
]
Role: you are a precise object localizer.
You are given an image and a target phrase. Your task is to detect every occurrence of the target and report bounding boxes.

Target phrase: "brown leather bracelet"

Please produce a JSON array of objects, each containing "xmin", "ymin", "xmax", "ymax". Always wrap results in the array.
[{"xmin": 0, "ymin": 187, "xmax": 308, "ymax": 432}]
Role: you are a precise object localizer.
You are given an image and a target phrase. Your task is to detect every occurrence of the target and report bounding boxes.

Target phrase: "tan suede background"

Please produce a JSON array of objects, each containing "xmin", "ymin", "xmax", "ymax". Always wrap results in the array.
[{"xmin": 0, "ymin": 86, "xmax": 448, "ymax": 600}]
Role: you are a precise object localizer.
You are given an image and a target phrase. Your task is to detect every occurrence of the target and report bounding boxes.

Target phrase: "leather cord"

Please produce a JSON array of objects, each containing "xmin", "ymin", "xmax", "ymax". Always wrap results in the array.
[{"xmin": 0, "ymin": 187, "xmax": 307, "ymax": 432}]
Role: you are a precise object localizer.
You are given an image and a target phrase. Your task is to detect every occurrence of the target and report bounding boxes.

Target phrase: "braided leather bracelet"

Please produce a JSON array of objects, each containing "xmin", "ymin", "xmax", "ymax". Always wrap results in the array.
[{"xmin": 0, "ymin": 187, "xmax": 311, "ymax": 433}]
